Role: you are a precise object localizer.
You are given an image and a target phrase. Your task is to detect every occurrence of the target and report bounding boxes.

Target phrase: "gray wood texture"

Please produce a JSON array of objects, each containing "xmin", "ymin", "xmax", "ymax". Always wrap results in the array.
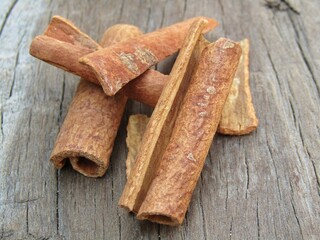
[{"xmin": 1, "ymin": 0, "xmax": 319, "ymax": 239}]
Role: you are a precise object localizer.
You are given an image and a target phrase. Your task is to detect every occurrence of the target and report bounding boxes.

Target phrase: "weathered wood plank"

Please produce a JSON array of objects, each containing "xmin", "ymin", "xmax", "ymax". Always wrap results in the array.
[{"xmin": 1, "ymin": 0, "xmax": 319, "ymax": 239}]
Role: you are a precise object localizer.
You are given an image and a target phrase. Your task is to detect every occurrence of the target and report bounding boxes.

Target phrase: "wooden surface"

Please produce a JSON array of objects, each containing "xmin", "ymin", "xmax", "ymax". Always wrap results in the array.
[{"xmin": 0, "ymin": 0, "xmax": 319, "ymax": 239}]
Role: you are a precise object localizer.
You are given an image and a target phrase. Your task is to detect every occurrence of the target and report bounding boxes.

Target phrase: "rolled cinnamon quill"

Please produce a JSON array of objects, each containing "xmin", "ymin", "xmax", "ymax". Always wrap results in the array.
[
  {"xmin": 119, "ymin": 19, "xmax": 210, "ymax": 214},
  {"xmin": 80, "ymin": 17, "xmax": 218, "ymax": 96},
  {"xmin": 137, "ymin": 39, "xmax": 241, "ymax": 225},
  {"xmin": 119, "ymin": 20, "xmax": 242, "ymax": 225},
  {"xmin": 30, "ymin": 16, "xmax": 169, "ymax": 107},
  {"xmin": 50, "ymin": 24, "xmax": 142, "ymax": 177}
]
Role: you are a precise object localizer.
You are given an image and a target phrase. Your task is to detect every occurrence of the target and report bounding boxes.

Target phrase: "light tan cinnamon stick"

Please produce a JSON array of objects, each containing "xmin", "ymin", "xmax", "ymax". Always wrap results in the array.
[
  {"xmin": 218, "ymin": 39, "xmax": 258, "ymax": 134},
  {"xmin": 126, "ymin": 114, "xmax": 149, "ymax": 179},
  {"xmin": 80, "ymin": 17, "xmax": 218, "ymax": 96},
  {"xmin": 119, "ymin": 18, "xmax": 210, "ymax": 214},
  {"xmin": 50, "ymin": 24, "xmax": 142, "ymax": 177}
]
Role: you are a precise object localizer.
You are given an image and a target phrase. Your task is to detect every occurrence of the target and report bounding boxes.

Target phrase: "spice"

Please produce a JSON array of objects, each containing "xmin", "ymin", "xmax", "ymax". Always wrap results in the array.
[
  {"xmin": 126, "ymin": 114, "xmax": 150, "ymax": 179},
  {"xmin": 218, "ymin": 39, "xmax": 259, "ymax": 135},
  {"xmin": 80, "ymin": 17, "xmax": 218, "ymax": 96},
  {"xmin": 119, "ymin": 18, "xmax": 211, "ymax": 214},
  {"xmin": 50, "ymin": 22, "xmax": 142, "ymax": 177},
  {"xmin": 137, "ymin": 38, "xmax": 241, "ymax": 225},
  {"xmin": 29, "ymin": 16, "xmax": 169, "ymax": 107}
]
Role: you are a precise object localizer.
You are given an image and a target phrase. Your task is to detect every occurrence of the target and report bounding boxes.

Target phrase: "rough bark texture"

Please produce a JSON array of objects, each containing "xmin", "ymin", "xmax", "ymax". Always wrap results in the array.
[
  {"xmin": 1, "ymin": 0, "xmax": 319, "ymax": 239},
  {"xmin": 50, "ymin": 24, "xmax": 142, "ymax": 177},
  {"xmin": 137, "ymin": 38, "xmax": 241, "ymax": 226},
  {"xmin": 29, "ymin": 17, "xmax": 170, "ymax": 108},
  {"xmin": 80, "ymin": 17, "xmax": 218, "ymax": 96},
  {"xmin": 119, "ymin": 19, "xmax": 209, "ymax": 214}
]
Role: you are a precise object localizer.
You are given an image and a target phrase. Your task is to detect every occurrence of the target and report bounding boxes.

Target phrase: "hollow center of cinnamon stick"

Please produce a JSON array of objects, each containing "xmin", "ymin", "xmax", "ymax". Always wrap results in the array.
[{"xmin": 70, "ymin": 157, "xmax": 102, "ymax": 177}]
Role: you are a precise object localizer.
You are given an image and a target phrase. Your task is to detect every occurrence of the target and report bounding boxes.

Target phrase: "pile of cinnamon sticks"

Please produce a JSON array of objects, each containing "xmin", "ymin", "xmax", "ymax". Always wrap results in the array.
[{"xmin": 30, "ymin": 16, "xmax": 258, "ymax": 226}]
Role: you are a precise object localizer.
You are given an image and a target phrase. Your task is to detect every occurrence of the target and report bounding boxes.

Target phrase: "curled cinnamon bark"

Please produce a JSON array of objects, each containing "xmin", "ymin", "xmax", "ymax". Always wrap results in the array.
[
  {"xmin": 137, "ymin": 39, "xmax": 241, "ymax": 225},
  {"xmin": 80, "ymin": 17, "xmax": 218, "ymax": 96},
  {"xmin": 119, "ymin": 26, "xmax": 242, "ymax": 224},
  {"xmin": 29, "ymin": 16, "xmax": 169, "ymax": 107},
  {"xmin": 119, "ymin": 18, "xmax": 210, "ymax": 214},
  {"xmin": 50, "ymin": 23, "xmax": 142, "ymax": 177}
]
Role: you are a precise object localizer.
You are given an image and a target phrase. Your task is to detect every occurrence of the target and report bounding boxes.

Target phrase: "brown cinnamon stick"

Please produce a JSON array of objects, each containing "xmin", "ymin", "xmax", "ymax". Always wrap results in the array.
[
  {"xmin": 119, "ymin": 21, "xmax": 241, "ymax": 224},
  {"xmin": 80, "ymin": 17, "xmax": 218, "ymax": 96},
  {"xmin": 136, "ymin": 39, "xmax": 241, "ymax": 225},
  {"xmin": 29, "ymin": 16, "xmax": 169, "ymax": 107},
  {"xmin": 218, "ymin": 39, "xmax": 259, "ymax": 135},
  {"xmin": 119, "ymin": 18, "xmax": 210, "ymax": 214},
  {"xmin": 50, "ymin": 24, "xmax": 142, "ymax": 177}
]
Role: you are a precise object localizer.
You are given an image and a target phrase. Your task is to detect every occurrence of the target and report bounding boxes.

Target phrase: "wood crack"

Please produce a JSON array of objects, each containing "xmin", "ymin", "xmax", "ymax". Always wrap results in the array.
[
  {"xmin": 217, "ymin": 0, "xmax": 225, "ymax": 33},
  {"xmin": 26, "ymin": 193, "xmax": 29, "ymax": 235},
  {"xmin": 287, "ymin": 12, "xmax": 320, "ymax": 99},
  {"xmin": 57, "ymin": 74, "xmax": 66, "ymax": 124},
  {"xmin": 244, "ymin": 147, "xmax": 250, "ymax": 199},
  {"xmin": 256, "ymin": 197, "xmax": 260, "ymax": 239},
  {"xmin": 0, "ymin": 0, "xmax": 18, "ymax": 36},
  {"xmin": 288, "ymin": 180, "xmax": 304, "ymax": 239},
  {"xmin": 157, "ymin": 224, "xmax": 161, "ymax": 240},
  {"xmin": 9, "ymin": 51, "xmax": 19, "ymax": 98},
  {"xmin": 229, "ymin": 217, "xmax": 233, "ymax": 240},
  {"xmin": 288, "ymin": 98, "xmax": 297, "ymax": 127},
  {"xmin": 260, "ymin": 35, "xmax": 282, "ymax": 94},
  {"xmin": 310, "ymin": 159, "xmax": 320, "ymax": 196},
  {"xmin": 266, "ymin": 139, "xmax": 282, "ymax": 200},
  {"xmin": 118, "ymin": 0, "xmax": 125, "ymax": 22},
  {"xmin": 56, "ymin": 170, "xmax": 60, "ymax": 236},
  {"xmin": 265, "ymin": 0, "xmax": 300, "ymax": 14},
  {"xmin": 199, "ymin": 174, "xmax": 208, "ymax": 240},
  {"xmin": 182, "ymin": 0, "xmax": 188, "ymax": 19},
  {"xmin": 0, "ymin": 110, "xmax": 4, "ymax": 144},
  {"xmin": 110, "ymin": 162, "xmax": 114, "ymax": 202}
]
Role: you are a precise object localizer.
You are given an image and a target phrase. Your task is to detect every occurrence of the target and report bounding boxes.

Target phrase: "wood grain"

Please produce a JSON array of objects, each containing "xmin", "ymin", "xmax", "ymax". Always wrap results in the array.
[{"xmin": 1, "ymin": 0, "xmax": 319, "ymax": 239}]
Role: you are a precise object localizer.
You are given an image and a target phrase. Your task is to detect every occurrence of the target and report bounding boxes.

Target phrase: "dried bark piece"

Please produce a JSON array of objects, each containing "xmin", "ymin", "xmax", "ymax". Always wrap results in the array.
[
  {"xmin": 119, "ymin": 18, "xmax": 209, "ymax": 213},
  {"xmin": 126, "ymin": 114, "xmax": 150, "ymax": 179},
  {"xmin": 123, "ymin": 71, "xmax": 170, "ymax": 107},
  {"xmin": 218, "ymin": 39, "xmax": 259, "ymax": 135},
  {"xmin": 30, "ymin": 16, "xmax": 101, "ymax": 84},
  {"xmin": 136, "ymin": 38, "xmax": 241, "ymax": 226},
  {"xmin": 29, "ymin": 16, "xmax": 168, "ymax": 106},
  {"xmin": 44, "ymin": 15, "xmax": 101, "ymax": 50},
  {"xmin": 80, "ymin": 17, "xmax": 218, "ymax": 96},
  {"xmin": 50, "ymin": 24, "xmax": 142, "ymax": 177},
  {"xmin": 51, "ymin": 80, "xmax": 127, "ymax": 177}
]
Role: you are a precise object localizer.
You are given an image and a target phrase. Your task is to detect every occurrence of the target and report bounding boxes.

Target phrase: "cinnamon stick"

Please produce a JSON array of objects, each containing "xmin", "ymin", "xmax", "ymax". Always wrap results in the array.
[
  {"xmin": 119, "ymin": 18, "xmax": 210, "ymax": 214},
  {"xmin": 136, "ymin": 38, "xmax": 241, "ymax": 225},
  {"xmin": 218, "ymin": 39, "xmax": 259, "ymax": 135},
  {"xmin": 80, "ymin": 17, "xmax": 218, "ymax": 96},
  {"xmin": 119, "ymin": 20, "xmax": 241, "ymax": 224},
  {"xmin": 126, "ymin": 114, "xmax": 149, "ymax": 179},
  {"xmin": 29, "ymin": 16, "xmax": 169, "ymax": 107},
  {"xmin": 50, "ymin": 24, "xmax": 142, "ymax": 177}
]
